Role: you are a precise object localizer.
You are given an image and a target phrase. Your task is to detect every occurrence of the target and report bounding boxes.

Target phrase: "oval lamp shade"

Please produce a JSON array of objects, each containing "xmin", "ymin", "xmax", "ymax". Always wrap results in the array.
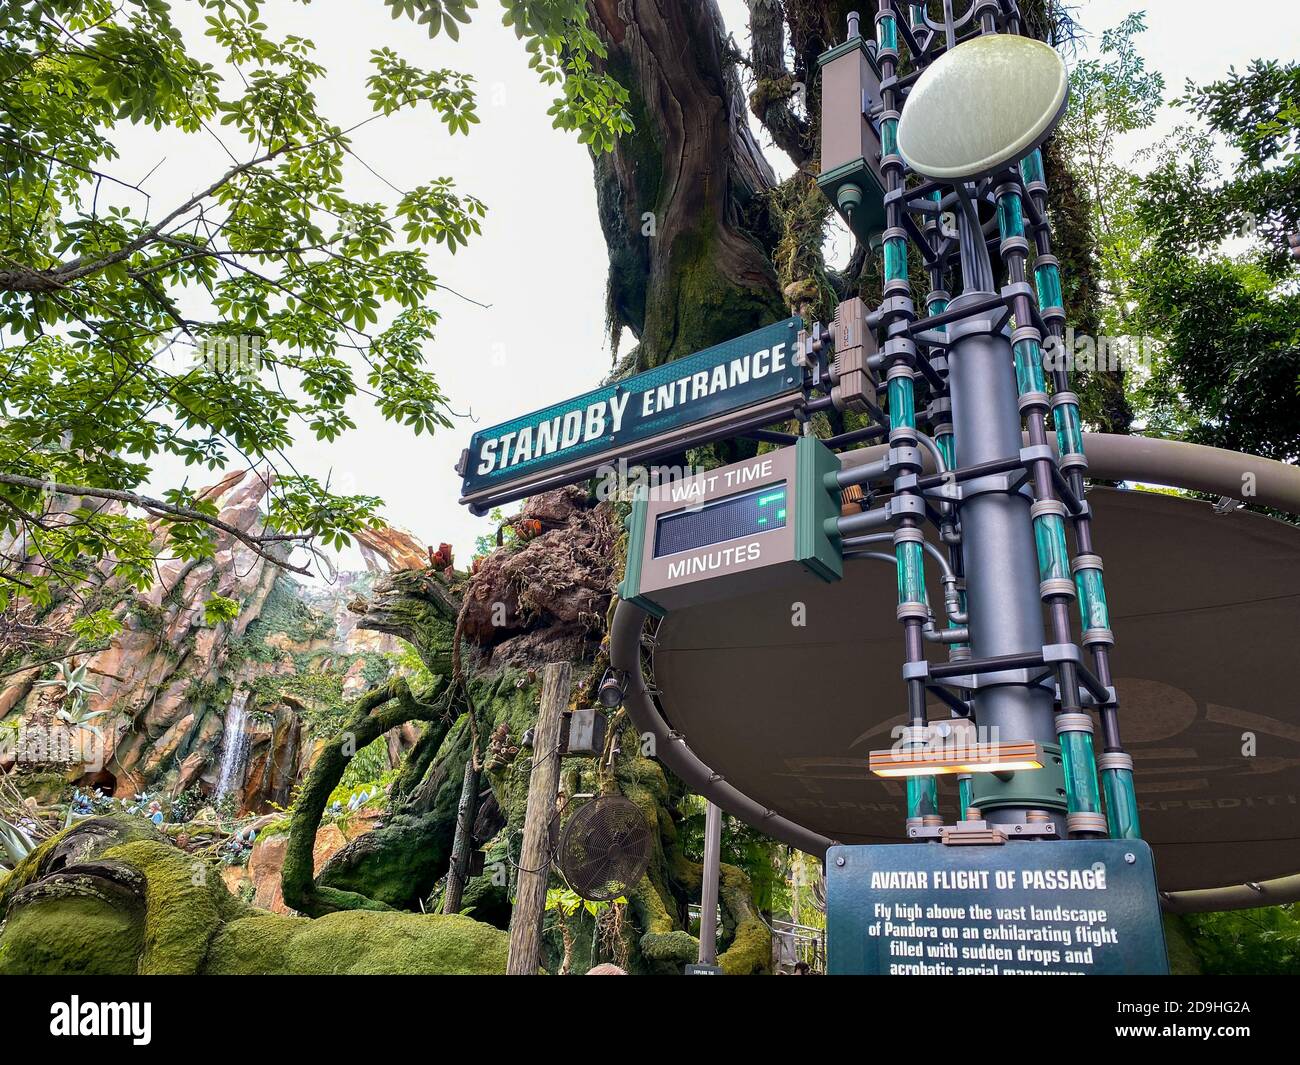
[{"xmin": 897, "ymin": 34, "xmax": 1068, "ymax": 181}]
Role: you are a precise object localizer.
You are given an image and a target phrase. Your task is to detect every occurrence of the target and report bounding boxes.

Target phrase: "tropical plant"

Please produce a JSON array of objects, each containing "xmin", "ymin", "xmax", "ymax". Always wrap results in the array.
[
  {"xmin": 34, "ymin": 660, "xmax": 107, "ymax": 732},
  {"xmin": 1185, "ymin": 905, "xmax": 1300, "ymax": 975},
  {"xmin": 545, "ymin": 886, "xmax": 618, "ymax": 974},
  {"xmin": 0, "ymin": 813, "xmax": 37, "ymax": 872}
]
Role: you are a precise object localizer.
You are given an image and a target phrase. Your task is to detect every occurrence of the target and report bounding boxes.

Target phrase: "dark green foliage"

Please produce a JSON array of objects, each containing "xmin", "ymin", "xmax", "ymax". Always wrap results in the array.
[
  {"xmin": 1130, "ymin": 58, "xmax": 1300, "ymax": 456},
  {"xmin": 1168, "ymin": 60, "xmax": 1300, "ymax": 279},
  {"xmin": 1130, "ymin": 254, "xmax": 1300, "ymax": 459},
  {"xmin": 0, "ymin": 0, "xmax": 630, "ymax": 622},
  {"xmin": 1184, "ymin": 905, "xmax": 1300, "ymax": 975}
]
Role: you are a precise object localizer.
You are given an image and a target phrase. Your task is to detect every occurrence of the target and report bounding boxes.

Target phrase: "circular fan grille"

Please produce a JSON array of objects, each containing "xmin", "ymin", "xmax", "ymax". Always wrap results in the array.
[{"xmin": 557, "ymin": 796, "xmax": 652, "ymax": 902}]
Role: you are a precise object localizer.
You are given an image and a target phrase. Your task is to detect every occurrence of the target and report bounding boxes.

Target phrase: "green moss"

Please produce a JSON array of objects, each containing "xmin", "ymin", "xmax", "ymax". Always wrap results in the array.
[
  {"xmin": 0, "ymin": 813, "xmax": 509, "ymax": 975},
  {"xmin": 458, "ymin": 874, "xmax": 511, "ymax": 929},
  {"xmin": 246, "ymin": 666, "xmax": 354, "ymax": 738},
  {"xmin": 0, "ymin": 815, "xmax": 159, "ymax": 912},
  {"xmin": 717, "ymin": 863, "xmax": 771, "ymax": 975},
  {"xmin": 100, "ymin": 839, "xmax": 243, "ymax": 975},
  {"xmin": 204, "ymin": 910, "xmax": 508, "ymax": 975},
  {"xmin": 0, "ymin": 894, "xmax": 144, "ymax": 975},
  {"xmin": 360, "ymin": 653, "xmax": 394, "ymax": 688},
  {"xmin": 315, "ymin": 809, "xmax": 454, "ymax": 911},
  {"xmin": 228, "ymin": 576, "xmax": 332, "ymax": 672},
  {"xmin": 648, "ymin": 216, "xmax": 784, "ymax": 366},
  {"xmin": 130, "ymin": 597, "xmax": 166, "ymax": 634}
]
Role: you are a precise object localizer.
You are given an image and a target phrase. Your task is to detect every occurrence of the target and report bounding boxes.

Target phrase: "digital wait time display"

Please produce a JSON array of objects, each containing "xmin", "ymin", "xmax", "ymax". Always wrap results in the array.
[
  {"xmin": 619, "ymin": 440, "xmax": 841, "ymax": 614},
  {"xmin": 653, "ymin": 483, "xmax": 788, "ymax": 559}
]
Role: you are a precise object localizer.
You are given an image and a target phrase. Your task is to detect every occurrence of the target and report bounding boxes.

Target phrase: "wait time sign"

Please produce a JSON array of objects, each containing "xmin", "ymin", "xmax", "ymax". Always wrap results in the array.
[{"xmin": 457, "ymin": 318, "xmax": 804, "ymax": 514}]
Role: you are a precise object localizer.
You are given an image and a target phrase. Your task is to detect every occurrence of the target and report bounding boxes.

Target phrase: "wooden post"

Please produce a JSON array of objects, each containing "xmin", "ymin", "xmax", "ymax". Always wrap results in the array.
[
  {"xmin": 506, "ymin": 661, "xmax": 569, "ymax": 975},
  {"xmin": 442, "ymin": 754, "xmax": 479, "ymax": 915}
]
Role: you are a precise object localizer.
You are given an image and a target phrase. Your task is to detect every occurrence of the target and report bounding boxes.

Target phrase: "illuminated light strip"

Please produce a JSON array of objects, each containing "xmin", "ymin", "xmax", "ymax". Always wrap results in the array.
[{"xmin": 868, "ymin": 742, "xmax": 1043, "ymax": 778}]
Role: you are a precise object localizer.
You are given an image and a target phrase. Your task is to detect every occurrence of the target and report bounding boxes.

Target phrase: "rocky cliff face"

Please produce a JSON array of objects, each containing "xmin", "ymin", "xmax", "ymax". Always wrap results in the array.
[{"xmin": 0, "ymin": 471, "xmax": 405, "ymax": 814}]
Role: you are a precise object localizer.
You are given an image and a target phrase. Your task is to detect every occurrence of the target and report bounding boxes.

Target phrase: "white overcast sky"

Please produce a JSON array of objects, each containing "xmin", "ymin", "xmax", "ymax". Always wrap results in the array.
[{"xmin": 117, "ymin": 0, "xmax": 1298, "ymax": 578}]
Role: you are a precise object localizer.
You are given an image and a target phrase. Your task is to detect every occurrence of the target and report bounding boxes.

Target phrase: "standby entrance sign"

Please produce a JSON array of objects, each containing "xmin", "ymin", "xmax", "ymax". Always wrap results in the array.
[
  {"xmin": 458, "ymin": 318, "xmax": 804, "ymax": 514},
  {"xmin": 826, "ymin": 840, "xmax": 1169, "ymax": 975}
]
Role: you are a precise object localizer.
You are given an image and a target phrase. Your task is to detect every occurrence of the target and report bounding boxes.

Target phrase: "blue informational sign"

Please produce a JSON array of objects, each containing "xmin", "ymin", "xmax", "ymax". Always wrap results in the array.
[
  {"xmin": 459, "ymin": 317, "xmax": 803, "ymax": 512},
  {"xmin": 827, "ymin": 840, "xmax": 1169, "ymax": 975}
]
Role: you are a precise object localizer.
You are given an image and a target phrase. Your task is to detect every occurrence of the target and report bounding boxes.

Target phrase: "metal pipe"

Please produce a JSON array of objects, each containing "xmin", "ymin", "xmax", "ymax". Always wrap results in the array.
[
  {"xmin": 824, "ymin": 424, "xmax": 888, "ymax": 450},
  {"xmin": 842, "ymin": 548, "xmax": 967, "ymax": 643},
  {"xmin": 843, "ymin": 532, "xmax": 962, "ymax": 619},
  {"xmin": 947, "ymin": 292, "xmax": 1063, "ymax": 835},
  {"xmin": 834, "ymin": 505, "xmax": 892, "ymax": 537},
  {"xmin": 698, "ymin": 801, "xmax": 722, "ymax": 966},
  {"xmin": 839, "ymin": 432, "xmax": 1300, "ymax": 516},
  {"xmin": 835, "ymin": 455, "xmax": 890, "ymax": 489},
  {"xmin": 1161, "ymin": 874, "xmax": 1300, "ymax": 914}
]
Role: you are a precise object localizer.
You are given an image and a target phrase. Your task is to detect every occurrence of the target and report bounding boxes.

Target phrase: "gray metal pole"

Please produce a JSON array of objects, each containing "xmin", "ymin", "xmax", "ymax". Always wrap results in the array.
[
  {"xmin": 947, "ymin": 280, "xmax": 1064, "ymax": 837},
  {"xmin": 698, "ymin": 800, "xmax": 722, "ymax": 965}
]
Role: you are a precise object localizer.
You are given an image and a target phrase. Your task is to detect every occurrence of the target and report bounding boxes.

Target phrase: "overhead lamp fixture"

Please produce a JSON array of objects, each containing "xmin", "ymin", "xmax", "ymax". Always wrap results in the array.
[
  {"xmin": 897, "ymin": 34, "xmax": 1068, "ymax": 182},
  {"xmin": 868, "ymin": 741, "xmax": 1044, "ymax": 778}
]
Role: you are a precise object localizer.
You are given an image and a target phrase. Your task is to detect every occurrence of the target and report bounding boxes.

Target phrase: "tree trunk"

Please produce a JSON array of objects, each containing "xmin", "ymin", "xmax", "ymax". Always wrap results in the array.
[
  {"xmin": 586, "ymin": 0, "xmax": 786, "ymax": 366},
  {"xmin": 441, "ymin": 754, "xmax": 479, "ymax": 914}
]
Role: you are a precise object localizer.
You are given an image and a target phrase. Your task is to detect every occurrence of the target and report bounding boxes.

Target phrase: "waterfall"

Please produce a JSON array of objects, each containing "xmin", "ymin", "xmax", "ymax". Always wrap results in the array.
[{"xmin": 214, "ymin": 689, "xmax": 251, "ymax": 803}]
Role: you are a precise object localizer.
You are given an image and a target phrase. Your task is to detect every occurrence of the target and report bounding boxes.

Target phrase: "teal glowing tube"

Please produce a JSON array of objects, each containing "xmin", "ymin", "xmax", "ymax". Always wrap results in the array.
[
  {"xmin": 1020, "ymin": 147, "xmax": 1045, "ymax": 187},
  {"xmin": 1033, "ymin": 513, "xmax": 1070, "ymax": 584},
  {"xmin": 910, "ymin": 4, "xmax": 926, "ymax": 28},
  {"xmin": 888, "ymin": 374, "xmax": 916, "ymax": 432},
  {"xmin": 1060, "ymin": 730, "xmax": 1103, "ymax": 816},
  {"xmin": 997, "ymin": 192, "xmax": 1024, "ymax": 241},
  {"xmin": 1074, "ymin": 564, "xmax": 1112, "ymax": 635},
  {"xmin": 877, "ymin": 11, "xmax": 897, "ymax": 51},
  {"xmin": 881, "ymin": 116, "xmax": 898, "ymax": 158},
  {"xmin": 1014, "ymin": 337, "xmax": 1046, "ymax": 396},
  {"xmin": 957, "ymin": 775, "xmax": 974, "ymax": 817},
  {"xmin": 934, "ymin": 430, "xmax": 956, "ymax": 470},
  {"xmin": 1054, "ymin": 399, "xmax": 1084, "ymax": 458},
  {"xmin": 907, "ymin": 775, "xmax": 939, "ymax": 821},
  {"xmin": 895, "ymin": 540, "xmax": 925, "ymax": 609},
  {"xmin": 1035, "ymin": 261, "xmax": 1064, "ymax": 311},
  {"xmin": 884, "ymin": 234, "xmax": 908, "ymax": 284},
  {"xmin": 1103, "ymin": 766, "xmax": 1142, "ymax": 839}
]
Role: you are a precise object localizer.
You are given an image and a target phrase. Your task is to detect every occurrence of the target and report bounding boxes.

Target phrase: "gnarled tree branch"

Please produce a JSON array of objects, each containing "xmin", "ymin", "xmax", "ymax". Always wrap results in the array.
[{"xmin": 280, "ymin": 676, "xmax": 458, "ymax": 917}]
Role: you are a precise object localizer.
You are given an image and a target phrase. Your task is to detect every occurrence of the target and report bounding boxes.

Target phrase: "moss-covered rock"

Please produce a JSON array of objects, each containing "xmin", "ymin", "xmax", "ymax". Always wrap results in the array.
[
  {"xmin": 205, "ymin": 910, "xmax": 508, "ymax": 975},
  {"xmin": 458, "ymin": 873, "xmax": 511, "ymax": 929},
  {"xmin": 315, "ymin": 810, "xmax": 452, "ymax": 910},
  {"xmin": 100, "ymin": 839, "xmax": 244, "ymax": 974},
  {"xmin": 0, "ymin": 891, "xmax": 144, "ymax": 975},
  {"xmin": 0, "ymin": 814, "xmax": 513, "ymax": 975},
  {"xmin": 0, "ymin": 815, "xmax": 163, "ymax": 912}
]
